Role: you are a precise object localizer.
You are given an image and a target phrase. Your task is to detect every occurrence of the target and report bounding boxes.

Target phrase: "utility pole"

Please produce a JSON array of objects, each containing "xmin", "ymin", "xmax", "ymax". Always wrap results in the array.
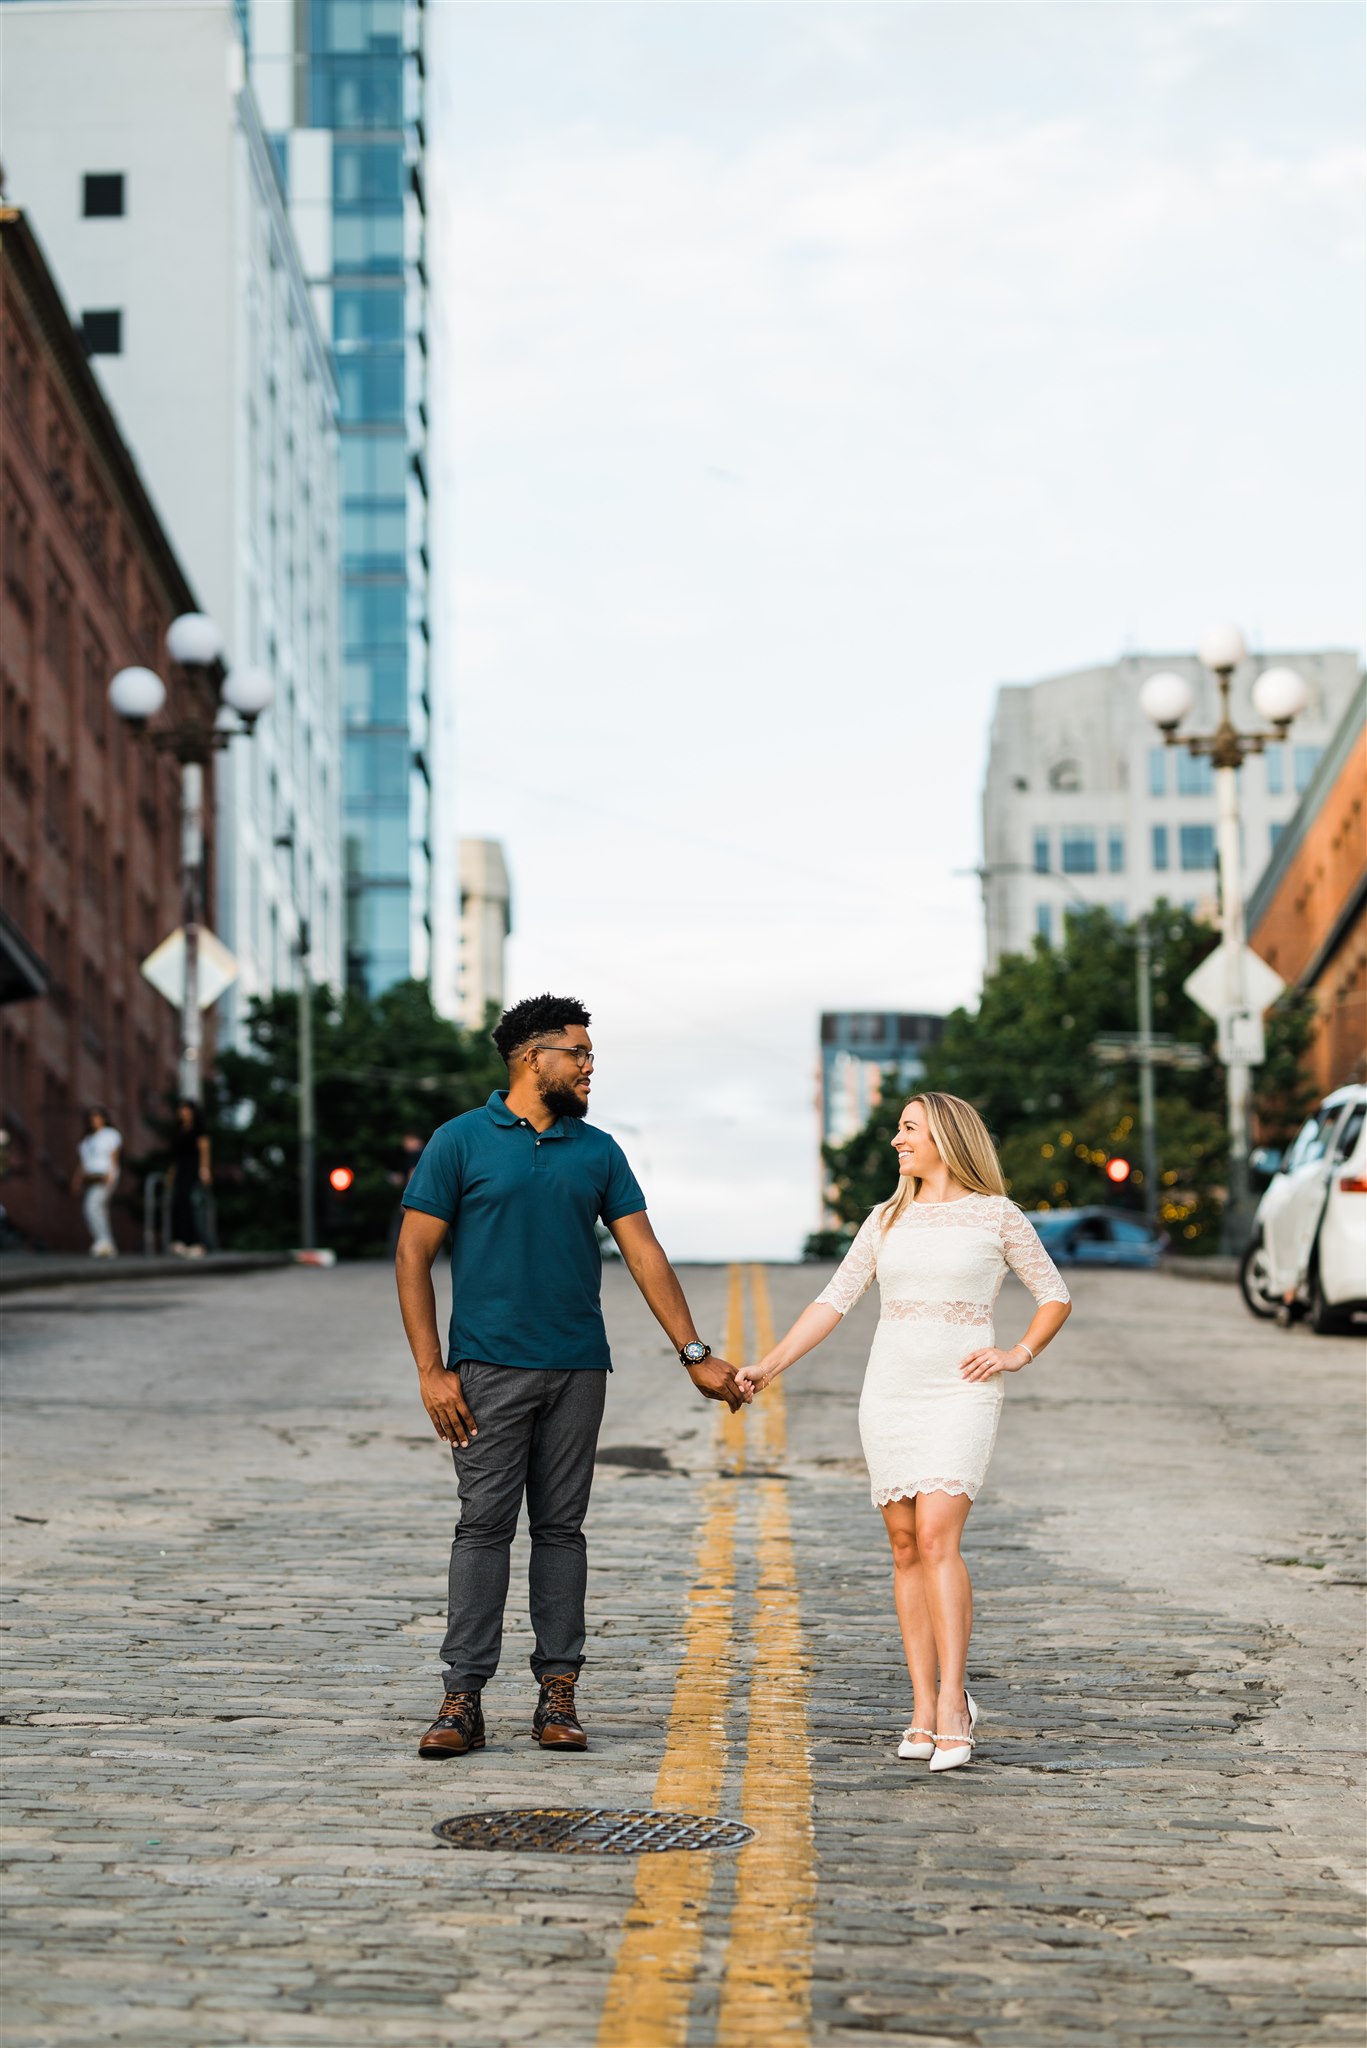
[
  {"xmin": 276, "ymin": 832, "xmax": 316, "ymax": 1251},
  {"xmin": 1135, "ymin": 916, "xmax": 1159, "ymax": 1221}
]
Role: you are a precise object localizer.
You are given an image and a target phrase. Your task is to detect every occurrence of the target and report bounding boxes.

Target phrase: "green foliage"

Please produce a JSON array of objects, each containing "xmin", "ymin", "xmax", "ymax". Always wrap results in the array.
[
  {"xmin": 820, "ymin": 906, "xmax": 1317, "ymax": 1256},
  {"xmin": 205, "ymin": 980, "xmax": 505, "ymax": 1255}
]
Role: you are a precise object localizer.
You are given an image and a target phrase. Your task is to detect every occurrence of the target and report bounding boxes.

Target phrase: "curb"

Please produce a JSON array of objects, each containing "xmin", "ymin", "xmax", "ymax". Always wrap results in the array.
[
  {"xmin": 0, "ymin": 1252, "xmax": 293, "ymax": 1296},
  {"xmin": 1159, "ymin": 1256, "xmax": 1238, "ymax": 1285}
]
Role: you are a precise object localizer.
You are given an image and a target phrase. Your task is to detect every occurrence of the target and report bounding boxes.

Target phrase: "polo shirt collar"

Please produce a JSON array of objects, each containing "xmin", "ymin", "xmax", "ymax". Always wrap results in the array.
[{"xmin": 484, "ymin": 1089, "xmax": 569, "ymax": 1140}]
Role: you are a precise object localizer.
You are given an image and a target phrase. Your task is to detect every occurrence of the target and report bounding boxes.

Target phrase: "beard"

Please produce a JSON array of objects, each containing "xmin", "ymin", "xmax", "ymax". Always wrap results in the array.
[{"xmin": 539, "ymin": 1077, "xmax": 588, "ymax": 1121}]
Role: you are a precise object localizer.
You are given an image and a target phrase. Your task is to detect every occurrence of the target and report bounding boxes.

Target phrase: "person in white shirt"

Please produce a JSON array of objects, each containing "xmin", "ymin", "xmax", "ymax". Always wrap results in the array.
[{"xmin": 72, "ymin": 1107, "xmax": 122, "ymax": 1258}]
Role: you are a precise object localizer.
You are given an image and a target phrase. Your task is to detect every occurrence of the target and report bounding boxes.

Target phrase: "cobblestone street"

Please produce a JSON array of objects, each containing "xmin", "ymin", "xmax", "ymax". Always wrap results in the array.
[{"xmin": 2, "ymin": 1257, "xmax": 1363, "ymax": 2046}]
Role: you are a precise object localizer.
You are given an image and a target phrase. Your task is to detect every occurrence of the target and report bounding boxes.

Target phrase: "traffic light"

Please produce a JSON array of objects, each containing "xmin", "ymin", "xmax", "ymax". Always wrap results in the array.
[
  {"xmin": 328, "ymin": 1165, "xmax": 354, "ymax": 1194},
  {"xmin": 1104, "ymin": 1156, "xmax": 1132, "ymax": 1185}
]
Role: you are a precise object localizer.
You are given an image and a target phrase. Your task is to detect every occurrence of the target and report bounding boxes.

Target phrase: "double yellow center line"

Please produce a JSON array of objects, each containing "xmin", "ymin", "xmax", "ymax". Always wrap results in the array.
[{"xmin": 597, "ymin": 1265, "xmax": 815, "ymax": 2047}]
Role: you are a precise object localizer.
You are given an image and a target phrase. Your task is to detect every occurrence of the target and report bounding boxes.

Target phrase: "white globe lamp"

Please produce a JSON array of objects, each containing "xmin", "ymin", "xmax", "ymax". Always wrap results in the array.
[
  {"xmin": 1139, "ymin": 670, "xmax": 1195, "ymax": 733},
  {"xmin": 1252, "ymin": 666, "xmax": 1309, "ymax": 729},
  {"xmin": 1197, "ymin": 622, "xmax": 1246, "ymax": 674},
  {"xmin": 108, "ymin": 665, "xmax": 167, "ymax": 725},
  {"xmin": 222, "ymin": 665, "xmax": 275, "ymax": 727},
  {"xmin": 166, "ymin": 611, "xmax": 224, "ymax": 667}
]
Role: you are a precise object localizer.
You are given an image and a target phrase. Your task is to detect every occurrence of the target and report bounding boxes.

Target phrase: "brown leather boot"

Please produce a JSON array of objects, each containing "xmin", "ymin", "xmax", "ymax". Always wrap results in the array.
[
  {"xmin": 533, "ymin": 1671, "xmax": 587, "ymax": 1751},
  {"xmin": 417, "ymin": 1689, "xmax": 485, "ymax": 1760}
]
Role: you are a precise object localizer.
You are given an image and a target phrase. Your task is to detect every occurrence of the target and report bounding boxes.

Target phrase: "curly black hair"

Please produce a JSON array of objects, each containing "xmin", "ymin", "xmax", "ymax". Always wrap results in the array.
[{"xmin": 492, "ymin": 993, "xmax": 591, "ymax": 1065}]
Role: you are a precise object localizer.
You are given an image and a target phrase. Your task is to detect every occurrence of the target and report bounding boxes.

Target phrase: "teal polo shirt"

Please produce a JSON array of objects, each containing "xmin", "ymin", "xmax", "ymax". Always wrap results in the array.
[{"xmin": 402, "ymin": 1090, "xmax": 646, "ymax": 1371}]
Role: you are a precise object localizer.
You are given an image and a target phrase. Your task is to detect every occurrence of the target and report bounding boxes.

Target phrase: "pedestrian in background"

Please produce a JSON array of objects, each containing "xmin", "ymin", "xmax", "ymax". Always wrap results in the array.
[
  {"xmin": 385, "ymin": 1130, "xmax": 426, "ymax": 1260},
  {"xmin": 72, "ymin": 1107, "xmax": 121, "ymax": 1259},
  {"xmin": 396, "ymin": 992, "xmax": 748, "ymax": 1761},
  {"xmin": 742, "ymin": 1092, "xmax": 1071, "ymax": 1774},
  {"xmin": 167, "ymin": 1100, "xmax": 212, "ymax": 1258}
]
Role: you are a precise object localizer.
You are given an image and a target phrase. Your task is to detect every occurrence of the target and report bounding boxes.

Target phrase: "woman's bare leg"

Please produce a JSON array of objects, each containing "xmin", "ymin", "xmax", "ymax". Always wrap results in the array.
[
  {"xmin": 913, "ymin": 1490, "xmax": 975, "ymax": 1744},
  {"xmin": 880, "ymin": 1498, "xmax": 938, "ymax": 1732}
]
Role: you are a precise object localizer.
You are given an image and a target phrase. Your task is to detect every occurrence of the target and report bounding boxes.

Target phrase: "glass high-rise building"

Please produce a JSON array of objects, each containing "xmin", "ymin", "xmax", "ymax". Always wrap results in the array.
[{"xmin": 249, "ymin": 0, "xmax": 430, "ymax": 994}]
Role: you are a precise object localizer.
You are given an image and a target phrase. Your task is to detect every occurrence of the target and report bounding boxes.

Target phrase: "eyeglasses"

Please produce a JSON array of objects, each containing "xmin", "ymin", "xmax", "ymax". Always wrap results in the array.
[{"xmin": 530, "ymin": 1044, "xmax": 595, "ymax": 1071}]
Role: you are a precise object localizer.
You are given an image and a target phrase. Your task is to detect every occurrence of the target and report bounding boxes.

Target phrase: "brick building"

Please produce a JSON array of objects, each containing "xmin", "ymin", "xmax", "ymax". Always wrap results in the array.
[
  {"xmin": 1248, "ymin": 674, "xmax": 1366, "ymax": 1102},
  {"xmin": 1, "ymin": 208, "xmax": 202, "ymax": 1251}
]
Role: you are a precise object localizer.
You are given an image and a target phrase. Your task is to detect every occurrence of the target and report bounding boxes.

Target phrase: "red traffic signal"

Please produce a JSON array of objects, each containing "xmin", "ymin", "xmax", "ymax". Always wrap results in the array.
[
  {"xmin": 328, "ymin": 1165, "xmax": 355, "ymax": 1194},
  {"xmin": 1104, "ymin": 1156, "xmax": 1132, "ymax": 1184}
]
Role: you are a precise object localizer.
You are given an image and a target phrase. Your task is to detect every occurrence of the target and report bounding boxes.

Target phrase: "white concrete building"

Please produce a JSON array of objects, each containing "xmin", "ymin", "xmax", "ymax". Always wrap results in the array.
[
  {"xmin": 980, "ymin": 650, "xmax": 1361, "ymax": 972},
  {"xmin": 457, "ymin": 839, "xmax": 511, "ymax": 1032},
  {"xmin": 0, "ymin": 0, "xmax": 342, "ymax": 1011}
]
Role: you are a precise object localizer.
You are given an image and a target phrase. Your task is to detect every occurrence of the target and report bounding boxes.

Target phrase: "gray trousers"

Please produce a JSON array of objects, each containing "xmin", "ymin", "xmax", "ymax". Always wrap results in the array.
[{"xmin": 440, "ymin": 1361, "xmax": 607, "ymax": 1692}]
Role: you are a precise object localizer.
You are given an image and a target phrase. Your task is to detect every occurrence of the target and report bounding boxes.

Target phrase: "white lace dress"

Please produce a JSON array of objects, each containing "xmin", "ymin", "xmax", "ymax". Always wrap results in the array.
[{"xmin": 815, "ymin": 1195, "xmax": 1070, "ymax": 1507}]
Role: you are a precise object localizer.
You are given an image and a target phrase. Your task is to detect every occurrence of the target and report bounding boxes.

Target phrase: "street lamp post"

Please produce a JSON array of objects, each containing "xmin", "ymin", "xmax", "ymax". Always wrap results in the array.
[
  {"xmin": 110, "ymin": 616, "xmax": 273, "ymax": 1106},
  {"xmin": 274, "ymin": 831, "xmax": 317, "ymax": 1252},
  {"xmin": 1139, "ymin": 628, "xmax": 1308, "ymax": 1252}
]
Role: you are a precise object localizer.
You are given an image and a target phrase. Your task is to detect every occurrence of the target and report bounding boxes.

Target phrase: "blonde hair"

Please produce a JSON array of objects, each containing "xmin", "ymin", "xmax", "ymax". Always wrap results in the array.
[{"xmin": 878, "ymin": 1091, "xmax": 1007, "ymax": 1237}]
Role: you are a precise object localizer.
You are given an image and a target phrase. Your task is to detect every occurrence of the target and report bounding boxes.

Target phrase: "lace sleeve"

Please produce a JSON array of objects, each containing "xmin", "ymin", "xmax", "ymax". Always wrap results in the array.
[
  {"xmin": 813, "ymin": 1210, "xmax": 881, "ymax": 1317},
  {"xmin": 998, "ymin": 1202, "xmax": 1071, "ymax": 1306}
]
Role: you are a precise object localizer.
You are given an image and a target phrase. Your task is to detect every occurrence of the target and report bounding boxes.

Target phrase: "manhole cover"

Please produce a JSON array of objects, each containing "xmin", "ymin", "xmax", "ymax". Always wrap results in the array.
[{"xmin": 433, "ymin": 1807, "xmax": 753, "ymax": 1855}]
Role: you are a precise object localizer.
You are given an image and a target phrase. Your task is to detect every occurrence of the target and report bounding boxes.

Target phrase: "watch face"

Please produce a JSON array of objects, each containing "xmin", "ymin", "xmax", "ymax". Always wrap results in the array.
[{"xmin": 682, "ymin": 1341, "xmax": 708, "ymax": 1364}]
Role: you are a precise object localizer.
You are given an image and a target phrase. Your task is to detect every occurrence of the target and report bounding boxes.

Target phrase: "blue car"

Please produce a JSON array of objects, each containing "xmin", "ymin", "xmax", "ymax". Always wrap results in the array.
[{"xmin": 1029, "ymin": 1207, "xmax": 1167, "ymax": 1268}]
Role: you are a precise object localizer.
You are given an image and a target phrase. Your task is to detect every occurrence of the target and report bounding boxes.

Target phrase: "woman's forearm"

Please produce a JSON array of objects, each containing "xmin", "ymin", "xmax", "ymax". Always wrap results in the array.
[
  {"xmin": 756, "ymin": 1301, "xmax": 842, "ymax": 1377},
  {"xmin": 1014, "ymin": 1299, "xmax": 1070, "ymax": 1361}
]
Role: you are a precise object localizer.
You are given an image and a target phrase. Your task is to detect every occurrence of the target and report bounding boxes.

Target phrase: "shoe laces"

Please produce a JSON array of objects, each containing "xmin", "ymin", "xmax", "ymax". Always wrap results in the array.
[
  {"xmin": 538, "ymin": 1673, "xmax": 580, "ymax": 1727},
  {"xmin": 435, "ymin": 1690, "xmax": 480, "ymax": 1733}
]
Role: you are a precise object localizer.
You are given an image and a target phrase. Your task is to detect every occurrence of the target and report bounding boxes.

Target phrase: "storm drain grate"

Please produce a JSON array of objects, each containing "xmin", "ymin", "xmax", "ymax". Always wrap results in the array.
[{"xmin": 433, "ymin": 1807, "xmax": 754, "ymax": 1855}]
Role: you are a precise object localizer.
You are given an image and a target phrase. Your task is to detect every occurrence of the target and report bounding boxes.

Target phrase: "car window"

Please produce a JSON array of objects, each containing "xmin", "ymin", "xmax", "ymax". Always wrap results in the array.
[
  {"xmin": 1109, "ymin": 1218, "xmax": 1154, "ymax": 1243},
  {"xmin": 1285, "ymin": 1108, "xmax": 1335, "ymax": 1170},
  {"xmin": 1331, "ymin": 1104, "xmax": 1366, "ymax": 1164},
  {"xmin": 1073, "ymin": 1216, "xmax": 1113, "ymax": 1241}
]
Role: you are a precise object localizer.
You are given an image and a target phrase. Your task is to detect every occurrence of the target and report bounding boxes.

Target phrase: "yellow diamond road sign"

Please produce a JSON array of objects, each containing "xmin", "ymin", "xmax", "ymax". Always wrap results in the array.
[{"xmin": 140, "ymin": 928, "xmax": 239, "ymax": 1012}]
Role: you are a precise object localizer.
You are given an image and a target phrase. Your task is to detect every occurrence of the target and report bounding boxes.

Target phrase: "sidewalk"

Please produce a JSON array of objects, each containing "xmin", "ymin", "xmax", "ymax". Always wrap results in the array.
[{"xmin": 0, "ymin": 1250, "xmax": 291, "ymax": 1295}]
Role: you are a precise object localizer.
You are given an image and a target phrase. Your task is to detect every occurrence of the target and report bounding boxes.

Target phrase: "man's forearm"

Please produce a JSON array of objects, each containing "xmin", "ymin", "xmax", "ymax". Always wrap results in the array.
[{"xmin": 625, "ymin": 1243, "xmax": 698, "ymax": 1353}]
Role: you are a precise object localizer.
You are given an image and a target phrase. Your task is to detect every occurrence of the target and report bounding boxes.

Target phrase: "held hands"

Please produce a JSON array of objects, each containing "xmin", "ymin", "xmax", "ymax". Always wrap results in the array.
[
  {"xmin": 959, "ymin": 1343, "xmax": 1030, "ymax": 1384},
  {"xmin": 687, "ymin": 1355, "xmax": 751, "ymax": 1413},
  {"xmin": 735, "ymin": 1352, "xmax": 784, "ymax": 1400}
]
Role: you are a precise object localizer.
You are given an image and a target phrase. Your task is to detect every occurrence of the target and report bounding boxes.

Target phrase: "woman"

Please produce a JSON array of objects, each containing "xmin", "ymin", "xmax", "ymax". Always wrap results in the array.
[
  {"xmin": 167, "ymin": 1099, "xmax": 212, "ymax": 1257},
  {"xmin": 72, "ymin": 1106, "xmax": 122, "ymax": 1258},
  {"xmin": 741, "ymin": 1092, "xmax": 1070, "ymax": 1771}
]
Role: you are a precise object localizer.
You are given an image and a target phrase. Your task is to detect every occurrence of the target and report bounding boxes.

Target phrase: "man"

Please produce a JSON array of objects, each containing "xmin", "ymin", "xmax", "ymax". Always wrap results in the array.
[
  {"xmin": 396, "ymin": 993, "xmax": 747, "ymax": 1759},
  {"xmin": 72, "ymin": 1107, "xmax": 122, "ymax": 1258}
]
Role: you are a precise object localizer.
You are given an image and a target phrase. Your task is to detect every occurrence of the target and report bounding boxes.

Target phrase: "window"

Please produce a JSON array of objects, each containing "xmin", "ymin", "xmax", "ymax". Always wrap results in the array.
[
  {"xmin": 1179, "ymin": 823, "xmax": 1216, "ymax": 870},
  {"xmin": 344, "ymin": 581, "xmax": 406, "ymax": 649},
  {"xmin": 1293, "ymin": 745, "xmax": 1323, "ymax": 793},
  {"xmin": 334, "ymin": 290, "xmax": 405, "ymax": 348},
  {"xmin": 1032, "ymin": 829, "xmax": 1049, "ymax": 875},
  {"xmin": 1176, "ymin": 752, "xmax": 1213, "ymax": 796},
  {"xmin": 336, "ymin": 350, "xmax": 403, "ymax": 421},
  {"xmin": 340, "ymin": 431, "xmax": 407, "ymax": 497},
  {"xmin": 1035, "ymin": 903, "xmax": 1053, "ymax": 944},
  {"xmin": 1110, "ymin": 902, "xmax": 1127, "ymax": 924},
  {"xmin": 1151, "ymin": 824, "xmax": 1169, "ymax": 872},
  {"xmin": 1148, "ymin": 747, "xmax": 1167, "ymax": 797},
  {"xmin": 1060, "ymin": 827, "xmax": 1097, "ymax": 875},
  {"xmin": 44, "ymin": 558, "xmax": 73, "ymax": 682},
  {"xmin": 82, "ymin": 173, "xmax": 125, "ymax": 217},
  {"xmin": 1332, "ymin": 1104, "xmax": 1365, "ymax": 1165},
  {"xmin": 1269, "ymin": 822, "xmax": 1285, "ymax": 855},
  {"xmin": 1265, "ymin": 743, "xmax": 1285, "ymax": 794},
  {"xmin": 1107, "ymin": 827, "xmax": 1125, "ymax": 875},
  {"xmin": 80, "ymin": 310, "xmax": 122, "ymax": 356},
  {"xmin": 1285, "ymin": 1108, "xmax": 1335, "ymax": 1171}
]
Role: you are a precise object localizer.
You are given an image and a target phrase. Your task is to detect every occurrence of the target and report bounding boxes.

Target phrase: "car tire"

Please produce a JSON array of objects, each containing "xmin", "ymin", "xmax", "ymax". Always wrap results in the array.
[
  {"xmin": 1309, "ymin": 1269, "xmax": 1350, "ymax": 1336},
  {"xmin": 1239, "ymin": 1236, "xmax": 1280, "ymax": 1321}
]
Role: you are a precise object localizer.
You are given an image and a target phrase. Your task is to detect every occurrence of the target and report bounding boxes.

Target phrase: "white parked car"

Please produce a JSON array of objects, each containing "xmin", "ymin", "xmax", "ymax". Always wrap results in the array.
[{"xmin": 1241, "ymin": 1084, "xmax": 1367, "ymax": 1333}]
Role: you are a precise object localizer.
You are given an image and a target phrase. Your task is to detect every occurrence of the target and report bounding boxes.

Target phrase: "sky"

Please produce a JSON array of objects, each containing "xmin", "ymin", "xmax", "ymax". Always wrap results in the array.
[{"xmin": 427, "ymin": 1, "xmax": 1366, "ymax": 1261}]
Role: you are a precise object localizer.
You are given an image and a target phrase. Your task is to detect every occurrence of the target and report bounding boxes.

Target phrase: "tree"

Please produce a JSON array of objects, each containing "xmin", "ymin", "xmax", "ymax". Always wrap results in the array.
[
  {"xmin": 204, "ymin": 981, "xmax": 505, "ymax": 1255},
  {"xmin": 819, "ymin": 906, "xmax": 1316, "ymax": 1256}
]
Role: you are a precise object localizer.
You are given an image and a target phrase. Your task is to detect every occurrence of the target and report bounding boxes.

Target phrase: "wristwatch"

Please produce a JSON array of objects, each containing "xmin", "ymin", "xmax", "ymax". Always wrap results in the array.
[{"xmin": 679, "ymin": 1340, "xmax": 712, "ymax": 1367}]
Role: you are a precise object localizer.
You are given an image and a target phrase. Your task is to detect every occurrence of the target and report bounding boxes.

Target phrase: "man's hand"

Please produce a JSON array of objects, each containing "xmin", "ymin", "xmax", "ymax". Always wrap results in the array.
[
  {"xmin": 419, "ymin": 1364, "xmax": 478, "ymax": 1447},
  {"xmin": 687, "ymin": 1354, "xmax": 750, "ymax": 1412}
]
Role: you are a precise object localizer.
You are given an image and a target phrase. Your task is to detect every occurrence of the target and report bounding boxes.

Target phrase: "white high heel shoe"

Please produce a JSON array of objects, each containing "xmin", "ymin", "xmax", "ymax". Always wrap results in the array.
[
  {"xmin": 928, "ymin": 1689, "xmax": 979, "ymax": 1773},
  {"xmin": 897, "ymin": 1725, "xmax": 935, "ymax": 1761}
]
